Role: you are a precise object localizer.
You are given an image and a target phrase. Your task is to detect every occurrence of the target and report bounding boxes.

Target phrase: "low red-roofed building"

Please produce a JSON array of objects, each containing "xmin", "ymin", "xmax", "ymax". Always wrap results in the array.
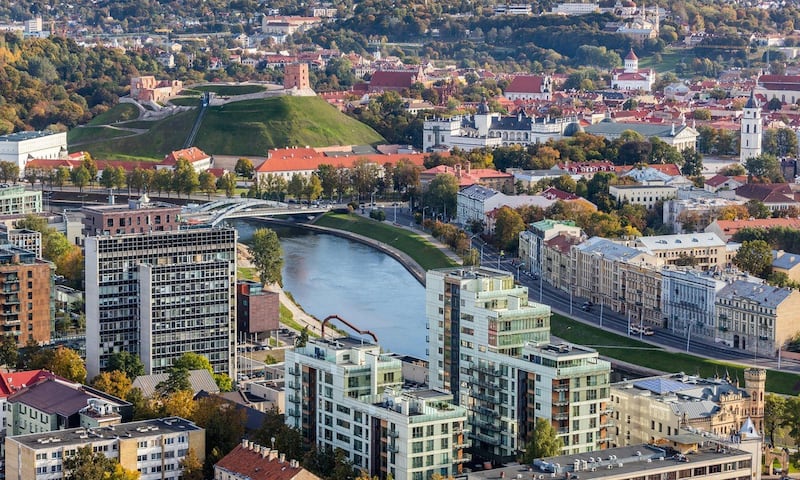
[
  {"xmin": 214, "ymin": 441, "xmax": 319, "ymax": 480},
  {"xmin": 420, "ymin": 163, "xmax": 514, "ymax": 192},
  {"xmin": 504, "ymin": 75, "xmax": 553, "ymax": 101},
  {"xmin": 160, "ymin": 147, "xmax": 213, "ymax": 172},
  {"xmin": 368, "ymin": 70, "xmax": 421, "ymax": 93},
  {"xmin": 704, "ymin": 174, "xmax": 747, "ymax": 193},
  {"xmin": 705, "ymin": 217, "xmax": 800, "ymax": 242}
]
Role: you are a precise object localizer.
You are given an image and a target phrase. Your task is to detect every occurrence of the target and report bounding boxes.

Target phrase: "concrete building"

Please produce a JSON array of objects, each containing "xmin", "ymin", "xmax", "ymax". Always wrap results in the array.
[
  {"xmin": 236, "ymin": 280, "xmax": 279, "ymax": 340},
  {"xmin": 632, "ymin": 233, "xmax": 732, "ymax": 271},
  {"xmin": 0, "ymin": 185, "xmax": 41, "ymax": 216},
  {"xmin": 609, "ymin": 184, "xmax": 677, "ymax": 209},
  {"xmin": 0, "ymin": 245, "xmax": 53, "ymax": 346},
  {"xmin": 610, "ymin": 368, "xmax": 766, "ymax": 447},
  {"xmin": 215, "ymin": 441, "xmax": 317, "ymax": 480},
  {"xmin": 715, "ymin": 280, "xmax": 800, "ymax": 357},
  {"xmin": 455, "ymin": 185, "xmax": 565, "ymax": 230},
  {"xmin": 663, "ymin": 196, "xmax": 745, "ymax": 234},
  {"xmin": 85, "ymin": 227, "xmax": 237, "ymax": 378},
  {"xmin": 0, "ymin": 228, "xmax": 41, "ymax": 258},
  {"xmin": 584, "ymin": 122, "xmax": 699, "ymax": 151},
  {"xmin": 426, "ymin": 268, "xmax": 610, "ymax": 460},
  {"xmin": 503, "ymin": 75, "xmax": 552, "ymax": 101},
  {"xmin": 284, "ymin": 337, "xmax": 469, "ymax": 480},
  {"xmin": 0, "ymin": 131, "xmax": 66, "ymax": 172},
  {"xmin": 660, "ymin": 268, "xmax": 730, "ymax": 339},
  {"xmin": 572, "ymin": 237, "xmax": 662, "ymax": 315},
  {"xmin": 518, "ymin": 219, "xmax": 583, "ymax": 277},
  {"xmin": 5, "ymin": 417, "xmax": 205, "ymax": 480},
  {"xmin": 81, "ymin": 195, "xmax": 182, "ymax": 238},
  {"xmin": 740, "ymin": 91, "xmax": 762, "ymax": 162}
]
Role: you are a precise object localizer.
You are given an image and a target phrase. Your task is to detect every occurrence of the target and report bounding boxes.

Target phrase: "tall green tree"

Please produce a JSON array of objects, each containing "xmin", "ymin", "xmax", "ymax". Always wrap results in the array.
[
  {"xmin": 248, "ymin": 228, "xmax": 284, "ymax": 286},
  {"xmin": 305, "ymin": 174, "xmax": 323, "ymax": 202},
  {"xmin": 198, "ymin": 171, "xmax": 217, "ymax": 199},
  {"xmin": 156, "ymin": 367, "xmax": 192, "ymax": 396},
  {"xmin": 107, "ymin": 351, "xmax": 145, "ymax": 379},
  {"xmin": 745, "ymin": 154, "xmax": 784, "ymax": 183},
  {"xmin": 765, "ymin": 394, "xmax": 787, "ymax": 444},
  {"xmin": 173, "ymin": 158, "xmax": 199, "ymax": 198},
  {"xmin": 423, "ymin": 173, "xmax": 459, "ymax": 220},
  {"xmin": 70, "ymin": 165, "xmax": 91, "ymax": 192},
  {"xmin": 234, "ymin": 157, "xmax": 255, "ymax": 178},
  {"xmin": 287, "ymin": 173, "xmax": 307, "ymax": 200},
  {"xmin": 520, "ymin": 418, "xmax": 564, "ymax": 462},
  {"xmin": 493, "ymin": 206, "xmax": 525, "ymax": 253},
  {"xmin": 0, "ymin": 334, "xmax": 17, "ymax": 366},
  {"xmin": 217, "ymin": 172, "xmax": 237, "ymax": 198},
  {"xmin": 733, "ymin": 240, "xmax": 773, "ymax": 278},
  {"xmin": 0, "ymin": 161, "xmax": 19, "ymax": 182}
]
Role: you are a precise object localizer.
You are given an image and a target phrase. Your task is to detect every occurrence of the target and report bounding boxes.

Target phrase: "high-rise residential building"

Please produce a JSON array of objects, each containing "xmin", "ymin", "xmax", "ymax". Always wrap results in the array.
[
  {"xmin": 285, "ymin": 337, "xmax": 469, "ymax": 480},
  {"xmin": 85, "ymin": 227, "xmax": 237, "ymax": 378},
  {"xmin": 426, "ymin": 267, "xmax": 610, "ymax": 461},
  {"xmin": 4, "ymin": 417, "xmax": 205, "ymax": 480},
  {"xmin": 0, "ymin": 245, "xmax": 53, "ymax": 346}
]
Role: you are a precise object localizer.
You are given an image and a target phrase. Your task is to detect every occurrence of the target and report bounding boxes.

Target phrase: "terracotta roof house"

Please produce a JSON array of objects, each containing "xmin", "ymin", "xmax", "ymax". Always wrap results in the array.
[
  {"xmin": 704, "ymin": 174, "xmax": 747, "ymax": 192},
  {"xmin": 368, "ymin": 70, "xmax": 420, "ymax": 93},
  {"xmin": 504, "ymin": 75, "xmax": 553, "ymax": 101},
  {"xmin": 734, "ymin": 183, "xmax": 800, "ymax": 211},
  {"xmin": 420, "ymin": 163, "xmax": 514, "ymax": 192},
  {"xmin": 159, "ymin": 147, "xmax": 213, "ymax": 172},
  {"xmin": 705, "ymin": 217, "xmax": 800, "ymax": 242},
  {"xmin": 214, "ymin": 440, "xmax": 319, "ymax": 480}
]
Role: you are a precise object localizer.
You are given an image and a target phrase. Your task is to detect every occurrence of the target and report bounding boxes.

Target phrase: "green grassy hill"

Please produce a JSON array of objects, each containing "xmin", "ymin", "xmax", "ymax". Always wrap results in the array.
[
  {"xmin": 68, "ymin": 96, "xmax": 384, "ymax": 160},
  {"xmin": 194, "ymin": 96, "xmax": 384, "ymax": 154}
]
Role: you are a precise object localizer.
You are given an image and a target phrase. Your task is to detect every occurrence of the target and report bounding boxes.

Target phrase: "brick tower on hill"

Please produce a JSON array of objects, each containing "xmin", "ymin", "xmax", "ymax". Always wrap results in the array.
[{"xmin": 284, "ymin": 63, "xmax": 310, "ymax": 90}]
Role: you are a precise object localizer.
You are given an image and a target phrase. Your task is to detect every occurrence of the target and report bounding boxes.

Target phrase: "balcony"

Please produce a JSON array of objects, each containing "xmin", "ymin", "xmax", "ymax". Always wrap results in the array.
[
  {"xmin": 286, "ymin": 409, "xmax": 300, "ymax": 418},
  {"xmin": 287, "ymin": 395, "xmax": 301, "ymax": 403},
  {"xmin": 472, "ymin": 392, "xmax": 495, "ymax": 403},
  {"xmin": 472, "ymin": 362, "xmax": 502, "ymax": 376},
  {"xmin": 386, "ymin": 444, "xmax": 399, "ymax": 453},
  {"xmin": 388, "ymin": 429, "xmax": 399, "ymax": 438},
  {"xmin": 3, "ymin": 295, "xmax": 19, "ymax": 304},
  {"xmin": 453, "ymin": 441, "xmax": 469, "ymax": 449},
  {"xmin": 553, "ymin": 399, "xmax": 569, "ymax": 407},
  {"xmin": 469, "ymin": 432, "xmax": 501, "ymax": 446},
  {"xmin": 474, "ymin": 420, "xmax": 501, "ymax": 433},
  {"xmin": 453, "ymin": 455, "xmax": 472, "ymax": 464},
  {"xmin": 288, "ymin": 367, "xmax": 301, "ymax": 376},
  {"xmin": 474, "ymin": 406, "xmax": 499, "ymax": 418},
  {"xmin": 287, "ymin": 381, "xmax": 301, "ymax": 389},
  {"xmin": 554, "ymin": 412, "xmax": 569, "ymax": 421},
  {"xmin": 553, "ymin": 384, "xmax": 569, "ymax": 392}
]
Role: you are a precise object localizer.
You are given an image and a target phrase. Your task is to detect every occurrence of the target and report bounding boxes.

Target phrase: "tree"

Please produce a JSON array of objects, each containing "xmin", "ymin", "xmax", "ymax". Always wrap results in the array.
[
  {"xmin": 305, "ymin": 174, "xmax": 323, "ymax": 202},
  {"xmin": 720, "ymin": 163, "xmax": 746, "ymax": 176},
  {"xmin": 424, "ymin": 174, "xmax": 459, "ymax": 220},
  {"xmin": 733, "ymin": 240, "xmax": 773, "ymax": 278},
  {"xmin": 235, "ymin": 157, "xmax": 255, "ymax": 178},
  {"xmin": 180, "ymin": 448, "xmax": 204, "ymax": 480},
  {"xmin": 0, "ymin": 334, "xmax": 17, "ymax": 367},
  {"xmin": 163, "ymin": 389, "xmax": 197, "ymax": 418},
  {"xmin": 493, "ymin": 206, "xmax": 525, "ymax": 253},
  {"xmin": 55, "ymin": 167, "xmax": 70, "ymax": 189},
  {"xmin": 0, "ymin": 161, "xmax": 20, "ymax": 183},
  {"xmin": 191, "ymin": 396, "xmax": 247, "ymax": 478},
  {"xmin": 681, "ymin": 149, "xmax": 703, "ymax": 177},
  {"xmin": 173, "ymin": 352, "xmax": 213, "ymax": 372},
  {"xmin": 156, "ymin": 367, "xmax": 192, "ymax": 396},
  {"xmin": 520, "ymin": 418, "xmax": 564, "ymax": 463},
  {"xmin": 217, "ymin": 172, "xmax": 237, "ymax": 198},
  {"xmin": 154, "ymin": 168, "xmax": 174, "ymax": 196},
  {"xmin": 763, "ymin": 128, "xmax": 799, "ymax": 157},
  {"xmin": 287, "ymin": 173, "xmax": 307, "ymax": 200},
  {"xmin": 47, "ymin": 346, "xmax": 86, "ymax": 383},
  {"xmin": 295, "ymin": 326, "xmax": 309, "ymax": 347},
  {"xmin": 765, "ymin": 394, "xmax": 787, "ymax": 444},
  {"xmin": 92, "ymin": 370, "xmax": 133, "ymax": 399},
  {"xmin": 248, "ymin": 228, "xmax": 284, "ymax": 286},
  {"xmin": 64, "ymin": 445, "xmax": 139, "ymax": 480},
  {"xmin": 745, "ymin": 154, "xmax": 784, "ymax": 182},
  {"xmin": 70, "ymin": 165, "xmax": 91, "ymax": 192},
  {"xmin": 745, "ymin": 200, "xmax": 771, "ymax": 219},
  {"xmin": 107, "ymin": 351, "xmax": 145, "ymax": 380},
  {"xmin": 198, "ymin": 171, "xmax": 217, "ymax": 199},
  {"xmin": 173, "ymin": 158, "xmax": 199, "ymax": 197}
]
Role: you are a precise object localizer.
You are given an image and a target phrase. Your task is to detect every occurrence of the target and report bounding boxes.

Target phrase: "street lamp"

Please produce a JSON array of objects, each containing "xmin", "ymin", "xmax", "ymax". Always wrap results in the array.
[
  {"xmin": 686, "ymin": 323, "xmax": 692, "ymax": 353},
  {"xmin": 497, "ymin": 250, "xmax": 504, "ymax": 270},
  {"xmin": 422, "ymin": 206, "xmax": 431, "ymax": 225}
]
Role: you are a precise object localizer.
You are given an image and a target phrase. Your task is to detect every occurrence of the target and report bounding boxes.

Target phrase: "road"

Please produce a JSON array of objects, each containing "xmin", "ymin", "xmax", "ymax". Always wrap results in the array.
[{"xmin": 472, "ymin": 238, "xmax": 800, "ymax": 374}]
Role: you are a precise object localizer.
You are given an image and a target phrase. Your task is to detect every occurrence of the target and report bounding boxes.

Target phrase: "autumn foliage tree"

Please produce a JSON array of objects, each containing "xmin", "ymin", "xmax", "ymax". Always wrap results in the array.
[{"xmin": 92, "ymin": 370, "xmax": 133, "ymax": 399}]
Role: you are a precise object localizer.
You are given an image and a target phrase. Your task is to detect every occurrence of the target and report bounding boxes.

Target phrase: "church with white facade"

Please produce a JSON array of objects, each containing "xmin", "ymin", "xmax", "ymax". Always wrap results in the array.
[{"xmin": 611, "ymin": 49, "xmax": 655, "ymax": 91}]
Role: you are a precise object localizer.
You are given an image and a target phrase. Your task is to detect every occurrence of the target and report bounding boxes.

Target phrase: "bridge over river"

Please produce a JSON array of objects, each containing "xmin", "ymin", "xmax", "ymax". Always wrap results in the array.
[{"xmin": 180, "ymin": 198, "xmax": 332, "ymax": 226}]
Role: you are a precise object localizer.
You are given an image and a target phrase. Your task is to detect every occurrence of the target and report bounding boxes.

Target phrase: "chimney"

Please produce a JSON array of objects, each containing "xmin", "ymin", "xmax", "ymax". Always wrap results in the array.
[
  {"xmin": 465, "ymin": 162, "xmax": 471, "ymax": 175},
  {"xmin": 242, "ymin": 439, "xmax": 249, "ymax": 449},
  {"xmin": 261, "ymin": 447, "xmax": 268, "ymax": 458},
  {"xmin": 455, "ymin": 163, "xmax": 461, "ymax": 178},
  {"xmin": 279, "ymin": 453, "xmax": 286, "ymax": 463},
  {"xmin": 251, "ymin": 442, "xmax": 258, "ymax": 451},
  {"xmin": 269, "ymin": 450, "xmax": 278, "ymax": 461}
]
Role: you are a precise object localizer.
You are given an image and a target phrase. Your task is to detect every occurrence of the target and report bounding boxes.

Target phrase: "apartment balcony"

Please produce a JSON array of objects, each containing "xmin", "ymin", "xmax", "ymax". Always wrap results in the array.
[
  {"xmin": 553, "ymin": 399, "xmax": 569, "ymax": 407},
  {"xmin": 287, "ymin": 395, "xmax": 301, "ymax": 403},
  {"xmin": 474, "ymin": 406, "xmax": 500, "ymax": 418},
  {"xmin": 553, "ymin": 384, "xmax": 569, "ymax": 392},
  {"xmin": 474, "ymin": 420, "xmax": 502, "ymax": 433},
  {"xmin": 286, "ymin": 409, "xmax": 301, "ymax": 418},
  {"xmin": 452, "ymin": 427, "xmax": 464, "ymax": 435},
  {"xmin": 453, "ymin": 455, "xmax": 472, "ymax": 464},
  {"xmin": 287, "ymin": 381, "xmax": 301, "ymax": 390},
  {"xmin": 471, "ymin": 377, "xmax": 498, "ymax": 390},
  {"xmin": 388, "ymin": 429, "xmax": 399, "ymax": 438},
  {"xmin": 472, "ymin": 362, "xmax": 502, "ymax": 376},
  {"xmin": 554, "ymin": 412, "xmax": 569, "ymax": 421},
  {"xmin": 288, "ymin": 367, "xmax": 301, "ymax": 376},
  {"xmin": 3, "ymin": 275, "xmax": 18, "ymax": 283},
  {"xmin": 472, "ymin": 392, "xmax": 495, "ymax": 403},
  {"xmin": 469, "ymin": 432, "xmax": 501, "ymax": 446},
  {"xmin": 387, "ymin": 444, "xmax": 399, "ymax": 453},
  {"xmin": 453, "ymin": 441, "xmax": 469, "ymax": 449}
]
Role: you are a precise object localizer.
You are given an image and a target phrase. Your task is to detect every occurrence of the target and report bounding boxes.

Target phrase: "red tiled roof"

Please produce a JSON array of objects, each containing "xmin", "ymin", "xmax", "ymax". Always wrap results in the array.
[
  {"xmin": 215, "ymin": 444, "xmax": 315, "ymax": 480},
  {"xmin": 163, "ymin": 147, "xmax": 210, "ymax": 165},
  {"xmin": 625, "ymin": 49, "xmax": 638, "ymax": 60},
  {"xmin": 256, "ymin": 148, "xmax": 431, "ymax": 173},
  {"xmin": 735, "ymin": 183, "xmax": 797, "ymax": 204},
  {"xmin": 544, "ymin": 232, "xmax": 583, "ymax": 255},
  {"xmin": 0, "ymin": 370, "xmax": 55, "ymax": 398},
  {"xmin": 541, "ymin": 186, "xmax": 579, "ymax": 201},
  {"xmin": 369, "ymin": 71, "xmax": 417, "ymax": 90},
  {"xmin": 506, "ymin": 75, "xmax": 545, "ymax": 94},
  {"xmin": 25, "ymin": 158, "xmax": 81, "ymax": 170},
  {"xmin": 759, "ymin": 75, "xmax": 800, "ymax": 91},
  {"xmin": 705, "ymin": 174, "xmax": 732, "ymax": 187}
]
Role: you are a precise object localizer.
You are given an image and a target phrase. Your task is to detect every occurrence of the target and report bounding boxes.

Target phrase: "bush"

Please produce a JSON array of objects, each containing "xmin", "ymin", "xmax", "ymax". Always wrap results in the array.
[{"xmin": 369, "ymin": 209, "xmax": 386, "ymax": 221}]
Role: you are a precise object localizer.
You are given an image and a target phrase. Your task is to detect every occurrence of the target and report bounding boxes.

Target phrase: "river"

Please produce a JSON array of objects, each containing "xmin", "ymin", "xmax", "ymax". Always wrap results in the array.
[{"xmin": 232, "ymin": 220, "xmax": 428, "ymax": 358}]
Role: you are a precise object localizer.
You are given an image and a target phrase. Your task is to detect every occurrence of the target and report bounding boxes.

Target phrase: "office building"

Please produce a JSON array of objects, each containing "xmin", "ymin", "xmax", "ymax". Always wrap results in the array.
[
  {"xmin": 632, "ymin": 233, "xmax": 733, "ymax": 272},
  {"xmin": 85, "ymin": 227, "xmax": 237, "ymax": 378},
  {"xmin": 0, "ymin": 131, "xmax": 66, "ymax": 171},
  {"xmin": 0, "ymin": 245, "xmax": 53, "ymax": 346},
  {"xmin": 4, "ymin": 417, "xmax": 205, "ymax": 480},
  {"xmin": 660, "ymin": 268, "xmax": 732, "ymax": 339},
  {"xmin": 236, "ymin": 280, "xmax": 279, "ymax": 339},
  {"xmin": 285, "ymin": 337, "xmax": 469, "ymax": 480},
  {"xmin": 0, "ymin": 186, "xmax": 41, "ymax": 216},
  {"xmin": 0, "ymin": 228, "xmax": 41, "ymax": 259},
  {"xmin": 81, "ymin": 195, "xmax": 182, "ymax": 237},
  {"xmin": 426, "ymin": 268, "xmax": 610, "ymax": 461}
]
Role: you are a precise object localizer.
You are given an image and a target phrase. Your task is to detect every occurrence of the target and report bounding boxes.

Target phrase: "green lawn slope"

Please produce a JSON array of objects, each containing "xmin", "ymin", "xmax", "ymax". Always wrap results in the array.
[{"xmin": 193, "ymin": 96, "xmax": 384, "ymax": 154}]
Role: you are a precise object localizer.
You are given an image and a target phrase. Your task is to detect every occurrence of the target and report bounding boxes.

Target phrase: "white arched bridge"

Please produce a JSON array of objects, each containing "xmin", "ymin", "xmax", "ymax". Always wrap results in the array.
[{"xmin": 181, "ymin": 198, "xmax": 331, "ymax": 226}]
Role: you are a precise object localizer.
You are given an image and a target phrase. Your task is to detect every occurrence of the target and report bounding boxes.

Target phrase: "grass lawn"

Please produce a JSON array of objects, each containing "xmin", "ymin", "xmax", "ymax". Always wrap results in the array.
[
  {"xmin": 170, "ymin": 97, "xmax": 201, "ymax": 107},
  {"xmin": 194, "ymin": 96, "xmax": 384, "ymax": 154},
  {"xmin": 71, "ymin": 109, "xmax": 198, "ymax": 159},
  {"xmin": 280, "ymin": 304, "xmax": 319, "ymax": 338},
  {"xmin": 194, "ymin": 84, "xmax": 267, "ymax": 95},
  {"xmin": 550, "ymin": 314, "xmax": 800, "ymax": 395},
  {"xmin": 87, "ymin": 104, "xmax": 140, "ymax": 126},
  {"xmin": 68, "ymin": 126, "xmax": 138, "ymax": 145},
  {"xmin": 314, "ymin": 212, "xmax": 458, "ymax": 271},
  {"xmin": 638, "ymin": 49, "xmax": 684, "ymax": 74}
]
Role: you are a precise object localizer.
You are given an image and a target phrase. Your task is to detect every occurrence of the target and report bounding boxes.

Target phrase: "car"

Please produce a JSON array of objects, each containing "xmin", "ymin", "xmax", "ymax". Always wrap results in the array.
[{"xmin": 581, "ymin": 301, "xmax": 593, "ymax": 311}]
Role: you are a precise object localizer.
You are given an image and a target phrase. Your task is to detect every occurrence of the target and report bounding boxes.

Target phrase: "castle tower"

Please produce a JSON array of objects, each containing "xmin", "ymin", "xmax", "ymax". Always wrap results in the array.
[
  {"xmin": 744, "ymin": 367, "xmax": 766, "ymax": 432},
  {"xmin": 737, "ymin": 417, "xmax": 763, "ymax": 480},
  {"xmin": 624, "ymin": 49, "xmax": 639, "ymax": 73},
  {"xmin": 740, "ymin": 90, "xmax": 762, "ymax": 163},
  {"xmin": 283, "ymin": 63, "xmax": 310, "ymax": 90}
]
